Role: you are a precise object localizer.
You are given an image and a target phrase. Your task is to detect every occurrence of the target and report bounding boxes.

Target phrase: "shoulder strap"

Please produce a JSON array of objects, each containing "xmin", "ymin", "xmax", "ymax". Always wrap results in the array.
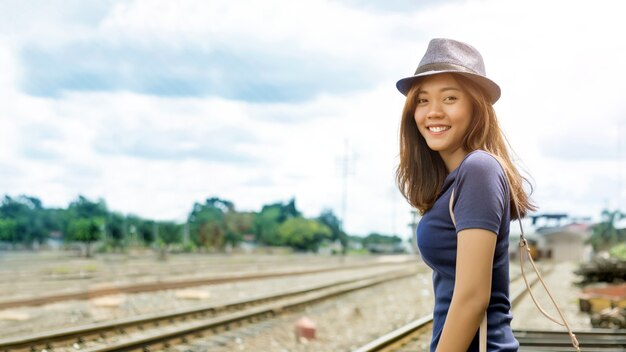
[{"xmin": 448, "ymin": 153, "xmax": 580, "ymax": 351}]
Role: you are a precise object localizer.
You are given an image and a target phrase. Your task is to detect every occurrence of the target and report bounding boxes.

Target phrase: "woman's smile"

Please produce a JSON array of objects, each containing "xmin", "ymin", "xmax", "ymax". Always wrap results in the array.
[{"xmin": 426, "ymin": 125, "xmax": 451, "ymax": 134}]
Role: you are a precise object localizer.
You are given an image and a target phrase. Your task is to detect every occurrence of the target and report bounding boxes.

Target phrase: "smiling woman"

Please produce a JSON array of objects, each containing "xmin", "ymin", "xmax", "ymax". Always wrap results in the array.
[{"xmin": 395, "ymin": 38, "xmax": 536, "ymax": 352}]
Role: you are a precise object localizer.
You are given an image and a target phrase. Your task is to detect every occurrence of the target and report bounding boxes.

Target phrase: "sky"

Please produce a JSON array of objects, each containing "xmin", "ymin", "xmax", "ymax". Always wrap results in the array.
[{"xmin": 0, "ymin": 0, "xmax": 625, "ymax": 238}]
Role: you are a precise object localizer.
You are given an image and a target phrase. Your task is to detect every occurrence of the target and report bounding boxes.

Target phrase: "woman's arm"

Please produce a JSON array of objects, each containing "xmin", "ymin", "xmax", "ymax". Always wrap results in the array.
[{"xmin": 435, "ymin": 228, "xmax": 497, "ymax": 351}]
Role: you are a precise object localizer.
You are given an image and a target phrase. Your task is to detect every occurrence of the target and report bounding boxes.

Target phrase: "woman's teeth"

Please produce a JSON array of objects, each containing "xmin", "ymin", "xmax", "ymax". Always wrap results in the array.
[{"xmin": 428, "ymin": 126, "xmax": 451, "ymax": 132}]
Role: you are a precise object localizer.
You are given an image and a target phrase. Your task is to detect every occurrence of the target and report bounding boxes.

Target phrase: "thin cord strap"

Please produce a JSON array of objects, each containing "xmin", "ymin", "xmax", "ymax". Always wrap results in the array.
[
  {"xmin": 515, "ymin": 206, "xmax": 580, "ymax": 351},
  {"xmin": 479, "ymin": 313, "xmax": 487, "ymax": 352}
]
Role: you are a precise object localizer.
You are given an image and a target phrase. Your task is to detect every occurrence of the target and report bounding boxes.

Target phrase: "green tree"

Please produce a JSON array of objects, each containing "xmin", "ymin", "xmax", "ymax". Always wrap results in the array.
[
  {"xmin": 317, "ymin": 209, "xmax": 348, "ymax": 254},
  {"xmin": 0, "ymin": 218, "xmax": 17, "ymax": 246},
  {"xmin": 68, "ymin": 196, "xmax": 108, "ymax": 219},
  {"xmin": 65, "ymin": 196, "xmax": 109, "ymax": 257},
  {"xmin": 155, "ymin": 221, "xmax": 182, "ymax": 260},
  {"xmin": 590, "ymin": 209, "xmax": 626, "ymax": 251},
  {"xmin": 224, "ymin": 211, "xmax": 254, "ymax": 248},
  {"xmin": 254, "ymin": 198, "xmax": 301, "ymax": 246},
  {"xmin": 254, "ymin": 206, "xmax": 282, "ymax": 245},
  {"xmin": 67, "ymin": 218, "xmax": 103, "ymax": 257},
  {"xmin": 125, "ymin": 216, "xmax": 156, "ymax": 245},
  {"xmin": 276, "ymin": 217, "xmax": 332, "ymax": 252},
  {"xmin": 188, "ymin": 197, "xmax": 231, "ymax": 251},
  {"xmin": 106, "ymin": 212, "xmax": 126, "ymax": 250},
  {"xmin": 360, "ymin": 232, "xmax": 404, "ymax": 254},
  {"xmin": 0, "ymin": 195, "xmax": 47, "ymax": 247},
  {"xmin": 158, "ymin": 221, "xmax": 182, "ymax": 246},
  {"xmin": 42, "ymin": 208, "xmax": 68, "ymax": 236}
]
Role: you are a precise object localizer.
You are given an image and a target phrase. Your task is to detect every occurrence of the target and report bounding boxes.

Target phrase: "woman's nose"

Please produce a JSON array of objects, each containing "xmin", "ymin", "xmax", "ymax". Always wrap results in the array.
[{"xmin": 426, "ymin": 103, "xmax": 444, "ymax": 119}]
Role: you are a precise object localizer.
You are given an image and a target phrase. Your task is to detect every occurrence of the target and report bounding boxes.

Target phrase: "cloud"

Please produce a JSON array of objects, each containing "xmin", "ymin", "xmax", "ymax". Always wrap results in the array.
[
  {"xmin": 337, "ymin": 0, "xmax": 462, "ymax": 13},
  {"xmin": 18, "ymin": 123, "xmax": 66, "ymax": 160},
  {"xmin": 243, "ymin": 176, "xmax": 275, "ymax": 187},
  {"xmin": 538, "ymin": 125, "xmax": 623, "ymax": 160},
  {"xmin": 14, "ymin": 0, "xmax": 410, "ymax": 102},
  {"xmin": 0, "ymin": 0, "xmax": 113, "ymax": 39},
  {"xmin": 19, "ymin": 42, "xmax": 378, "ymax": 102},
  {"xmin": 93, "ymin": 125, "xmax": 258, "ymax": 163},
  {"xmin": 0, "ymin": 161, "xmax": 24, "ymax": 192}
]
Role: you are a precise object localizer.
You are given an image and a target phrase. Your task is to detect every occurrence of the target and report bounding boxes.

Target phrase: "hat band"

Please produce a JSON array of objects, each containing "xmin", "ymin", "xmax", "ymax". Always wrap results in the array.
[{"xmin": 414, "ymin": 62, "xmax": 479, "ymax": 76}]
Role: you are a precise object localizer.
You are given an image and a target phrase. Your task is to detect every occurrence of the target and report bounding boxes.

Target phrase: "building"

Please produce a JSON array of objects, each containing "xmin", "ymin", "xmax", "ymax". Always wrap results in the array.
[
  {"xmin": 509, "ymin": 214, "xmax": 593, "ymax": 262},
  {"xmin": 536, "ymin": 223, "xmax": 592, "ymax": 262}
]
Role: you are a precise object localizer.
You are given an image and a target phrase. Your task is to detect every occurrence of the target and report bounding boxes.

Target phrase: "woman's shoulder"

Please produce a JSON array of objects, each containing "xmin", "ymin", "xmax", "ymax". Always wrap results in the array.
[{"xmin": 457, "ymin": 150, "xmax": 505, "ymax": 178}]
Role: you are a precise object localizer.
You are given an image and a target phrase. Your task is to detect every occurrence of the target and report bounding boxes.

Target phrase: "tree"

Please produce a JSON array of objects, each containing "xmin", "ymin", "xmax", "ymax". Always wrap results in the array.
[
  {"xmin": 276, "ymin": 217, "xmax": 332, "ymax": 252},
  {"xmin": 317, "ymin": 209, "xmax": 348, "ymax": 254},
  {"xmin": 155, "ymin": 221, "xmax": 182, "ymax": 260},
  {"xmin": 125, "ymin": 216, "xmax": 155, "ymax": 245},
  {"xmin": 65, "ymin": 195, "xmax": 108, "ymax": 257},
  {"xmin": 224, "ymin": 211, "xmax": 254, "ymax": 248},
  {"xmin": 0, "ymin": 218, "xmax": 17, "ymax": 247},
  {"xmin": 254, "ymin": 198, "xmax": 302, "ymax": 246},
  {"xmin": 254, "ymin": 206, "xmax": 282, "ymax": 246},
  {"xmin": 158, "ymin": 222, "xmax": 182, "ymax": 246},
  {"xmin": 106, "ymin": 212, "xmax": 126, "ymax": 250},
  {"xmin": 42, "ymin": 208, "xmax": 68, "ymax": 236},
  {"xmin": 188, "ymin": 197, "xmax": 232, "ymax": 251},
  {"xmin": 0, "ymin": 195, "xmax": 47, "ymax": 247},
  {"xmin": 67, "ymin": 218, "xmax": 103, "ymax": 257},
  {"xmin": 68, "ymin": 196, "xmax": 108, "ymax": 219},
  {"xmin": 361, "ymin": 232, "xmax": 404, "ymax": 253},
  {"xmin": 589, "ymin": 209, "xmax": 626, "ymax": 252}
]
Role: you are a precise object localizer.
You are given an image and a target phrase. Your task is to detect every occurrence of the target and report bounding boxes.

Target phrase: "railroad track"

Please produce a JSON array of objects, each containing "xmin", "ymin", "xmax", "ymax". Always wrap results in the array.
[
  {"xmin": 0, "ymin": 257, "xmax": 371, "ymax": 304},
  {"xmin": 0, "ymin": 256, "xmax": 346, "ymax": 284},
  {"xmin": 352, "ymin": 265, "xmax": 553, "ymax": 352},
  {"xmin": 0, "ymin": 259, "xmax": 415, "ymax": 310},
  {"xmin": 0, "ymin": 266, "xmax": 422, "ymax": 352},
  {"xmin": 515, "ymin": 329, "xmax": 626, "ymax": 351}
]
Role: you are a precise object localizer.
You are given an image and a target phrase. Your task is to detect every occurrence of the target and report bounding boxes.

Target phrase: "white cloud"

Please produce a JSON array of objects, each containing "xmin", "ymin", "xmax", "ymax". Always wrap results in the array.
[{"xmin": 1, "ymin": 0, "xmax": 626, "ymax": 239}]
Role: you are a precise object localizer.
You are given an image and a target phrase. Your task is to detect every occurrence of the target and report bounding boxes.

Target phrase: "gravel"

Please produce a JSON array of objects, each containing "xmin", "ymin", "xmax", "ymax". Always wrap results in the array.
[{"xmin": 170, "ymin": 269, "xmax": 435, "ymax": 352}]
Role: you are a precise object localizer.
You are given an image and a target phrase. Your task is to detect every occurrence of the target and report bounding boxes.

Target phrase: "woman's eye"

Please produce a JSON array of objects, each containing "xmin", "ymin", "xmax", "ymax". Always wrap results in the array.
[
  {"xmin": 417, "ymin": 98, "xmax": 427, "ymax": 104},
  {"xmin": 444, "ymin": 96, "xmax": 457, "ymax": 102}
]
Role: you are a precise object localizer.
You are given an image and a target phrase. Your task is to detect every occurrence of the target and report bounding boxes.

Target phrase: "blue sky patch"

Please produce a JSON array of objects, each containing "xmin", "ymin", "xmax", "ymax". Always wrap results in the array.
[{"xmin": 19, "ymin": 41, "xmax": 378, "ymax": 103}]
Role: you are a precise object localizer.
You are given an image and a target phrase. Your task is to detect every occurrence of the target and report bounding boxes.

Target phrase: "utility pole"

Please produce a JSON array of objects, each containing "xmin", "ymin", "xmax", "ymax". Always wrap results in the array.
[
  {"xmin": 619, "ymin": 119, "xmax": 624, "ymax": 211},
  {"xmin": 408, "ymin": 209, "xmax": 420, "ymax": 256},
  {"xmin": 153, "ymin": 222, "xmax": 159, "ymax": 245},
  {"xmin": 339, "ymin": 139, "xmax": 355, "ymax": 233},
  {"xmin": 391, "ymin": 187, "xmax": 397, "ymax": 236},
  {"xmin": 183, "ymin": 221, "xmax": 190, "ymax": 246}
]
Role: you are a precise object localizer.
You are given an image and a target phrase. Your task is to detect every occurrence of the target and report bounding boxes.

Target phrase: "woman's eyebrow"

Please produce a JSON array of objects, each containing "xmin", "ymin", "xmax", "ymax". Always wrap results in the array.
[{"xmin": 418, "ymin": 86, "xmax": 461, "ymax": 94}]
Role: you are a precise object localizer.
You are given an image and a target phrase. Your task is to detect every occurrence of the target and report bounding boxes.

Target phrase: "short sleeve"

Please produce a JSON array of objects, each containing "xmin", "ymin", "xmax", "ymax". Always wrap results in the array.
[{"xmin": 452, "ymin": 151, "xmax": 508, "ymax": 234}]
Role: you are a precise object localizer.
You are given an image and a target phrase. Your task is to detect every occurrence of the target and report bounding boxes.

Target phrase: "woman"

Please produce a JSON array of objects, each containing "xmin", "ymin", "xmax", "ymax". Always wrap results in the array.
[{"xmin": 395, "ymin": 38, "xmax": 535, "ymax": 351}]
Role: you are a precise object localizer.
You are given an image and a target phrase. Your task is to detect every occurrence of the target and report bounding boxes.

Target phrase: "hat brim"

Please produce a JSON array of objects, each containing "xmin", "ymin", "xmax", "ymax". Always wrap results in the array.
[{"xmin": 396, "ymin": 70, "xmax": 501, "ymax": 104}]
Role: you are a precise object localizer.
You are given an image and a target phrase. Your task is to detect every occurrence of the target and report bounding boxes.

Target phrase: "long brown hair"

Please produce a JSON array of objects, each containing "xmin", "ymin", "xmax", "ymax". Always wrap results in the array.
[{"xmin": 395, "ymin": 73, "xmax": 536, "ymax": 219}]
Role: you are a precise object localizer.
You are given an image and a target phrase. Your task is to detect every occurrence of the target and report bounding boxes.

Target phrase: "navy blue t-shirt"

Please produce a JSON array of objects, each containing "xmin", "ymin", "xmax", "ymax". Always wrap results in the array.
[{"xmin": 417, "ymin": 150, "xmax": 519, "ymax": 351}]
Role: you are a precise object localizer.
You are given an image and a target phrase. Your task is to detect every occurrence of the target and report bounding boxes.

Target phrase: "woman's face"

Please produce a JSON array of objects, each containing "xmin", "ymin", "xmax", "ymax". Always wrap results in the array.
[{"xmin": 413, "ymin": 73, "xmax": 473, "ymax": 160}]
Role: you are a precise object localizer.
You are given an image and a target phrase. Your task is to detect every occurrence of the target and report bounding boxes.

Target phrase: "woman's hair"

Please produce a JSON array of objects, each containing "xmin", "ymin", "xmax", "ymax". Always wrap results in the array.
[{"xmin": 395, "ymin": 73, "xmax": 536, "ymax": 219}]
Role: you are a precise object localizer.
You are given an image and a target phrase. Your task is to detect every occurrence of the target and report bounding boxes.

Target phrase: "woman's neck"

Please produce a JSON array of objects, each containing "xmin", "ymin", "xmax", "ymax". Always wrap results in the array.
[{"xmin": 440, "ymin": 148, "xmax": 470, "ymax": 173}]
